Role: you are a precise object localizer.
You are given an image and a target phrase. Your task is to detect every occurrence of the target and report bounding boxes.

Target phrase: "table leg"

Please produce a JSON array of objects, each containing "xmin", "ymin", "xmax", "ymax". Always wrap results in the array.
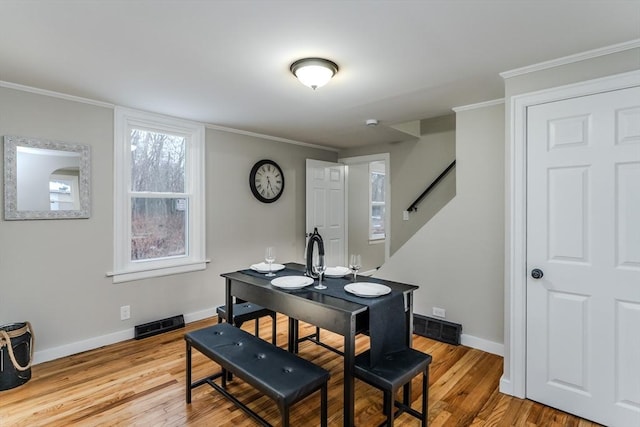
[
  {"xmin": 405, "ymin": 291, "xmax": 414, "ymax": 404},
  {"xmin": 186, "ymin": 341, "xmax": 192, "ymax": 403},
  {"xmin": 343, "ymin": 321, "xmax": 356, "ymax": 427},
  {"xmin": 406, "ymin": 291, "xmax": 414, "ymax": 347},
  {"xmin": 225, "ymin": 278, "xmax": 234, "ymax": 327},
  {"xmin": 288, "ymin": 317, "xmax": 299, "ymax": 353},
  {"xmin": 224, "ymin": 278, "xmax": 237, "ymax": 382}
]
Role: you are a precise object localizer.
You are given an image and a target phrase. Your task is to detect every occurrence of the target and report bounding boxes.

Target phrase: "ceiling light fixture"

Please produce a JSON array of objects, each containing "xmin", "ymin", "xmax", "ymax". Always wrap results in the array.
[{"xmin": 290, "ymin": 58, "xmax": 338, "ymax": 90}]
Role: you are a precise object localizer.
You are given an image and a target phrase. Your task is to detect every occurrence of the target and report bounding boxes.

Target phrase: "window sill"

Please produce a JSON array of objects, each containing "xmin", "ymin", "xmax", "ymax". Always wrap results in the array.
[{"xmin": 108, "ymin": 259, "xmax": 209, "ymax": 283}]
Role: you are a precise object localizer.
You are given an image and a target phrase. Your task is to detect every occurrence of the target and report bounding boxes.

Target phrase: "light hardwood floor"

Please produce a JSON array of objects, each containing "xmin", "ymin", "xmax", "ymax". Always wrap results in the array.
[{"xmin": 1, "ymin": 315, "xmax": 601, "ymax": 426}]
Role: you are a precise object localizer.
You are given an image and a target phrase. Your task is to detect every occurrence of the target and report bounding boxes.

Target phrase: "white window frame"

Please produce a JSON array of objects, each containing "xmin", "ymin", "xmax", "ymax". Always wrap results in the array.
[
  {"xmin": 369, "ymin": 161, "xmax": 386, "ymax": 241},
  {"xmin": 112, "ymin": 107, "xmax": 206, "ymax": 283}
]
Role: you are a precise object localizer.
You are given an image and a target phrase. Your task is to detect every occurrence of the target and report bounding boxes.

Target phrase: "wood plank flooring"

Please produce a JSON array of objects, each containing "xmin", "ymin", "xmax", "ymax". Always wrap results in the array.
[{"xmin": 0, "ymin": 315, "xmax": 602, "ymax": 426}]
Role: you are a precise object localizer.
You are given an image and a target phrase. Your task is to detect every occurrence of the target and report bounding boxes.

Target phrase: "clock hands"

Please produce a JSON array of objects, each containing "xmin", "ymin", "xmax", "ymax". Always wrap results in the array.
[{"xmin": 256, "ymin": 176, "xmax": 274, "ymax": 197}]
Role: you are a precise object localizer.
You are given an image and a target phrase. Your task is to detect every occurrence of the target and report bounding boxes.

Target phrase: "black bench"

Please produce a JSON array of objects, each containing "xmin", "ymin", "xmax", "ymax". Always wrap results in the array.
[{"xmin": 185, "ymin": 323, "xmax": 330, "ymax": 427}]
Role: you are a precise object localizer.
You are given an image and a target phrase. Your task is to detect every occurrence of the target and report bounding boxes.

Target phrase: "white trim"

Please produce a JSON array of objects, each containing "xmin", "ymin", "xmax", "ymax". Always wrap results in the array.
[
  {"xmin": 109, "ymin": 261, "xmax": 207, "ymax": 283},
  {"xmin": 339, "ymin": 153, "xmax": 392, "ymax": 263},
  {"xmin": 183, "ymin": 307, "xmax": 218, "ymax": 324},
  {"xmin": 205, "ymin": 123, "xmax": 338, "ymax": 152},
  {"xmin": 113, "ymin": 107, "xmax": 206, "ymax": 283},
  {"xmin": 503, "ymin": 69, "xmax": 640, "ymax": 398},
  {"xmin": 33, "ymin": 307, "xmax": 217, "ymax": 365},
  {"xmin": 499, "ymin": 377, "xmax": 513, "ymax": 396},
  {"xmin": 0, "ymin": 80, "xmax": 337, "ymax": 152},
  {"xmin": 368, "ymin": 164, "xmax": 386, "ymax": 241},
  {"xmin": 500, "ymin": 39, "xmax": 640, "ymax": 79},
  {"xmin": 452, "ymin": 98, "xmax": 504, "ymax": 112},
  {"xmin": 0, "ymin": 80, "xmax": 115, "ymax": 109},
  {"xmin": 460, "ymin": 334, "xmax": 504, "ymax": 357},
  {"xmin": 33, "ymin": 328, "xmax": 133, "ymax": 365},
  {"xmin": 359, "ymin": 268, "xmax": 378, "ymax": 277},
  {"xmin": 32, "ymin": 307, "xmax": 502, "ymax": 365}
]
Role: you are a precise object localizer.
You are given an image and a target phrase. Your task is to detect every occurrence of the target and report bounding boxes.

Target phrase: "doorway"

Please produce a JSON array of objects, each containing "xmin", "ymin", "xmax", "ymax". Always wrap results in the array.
[
  {"xmin": 505, "ymin": 70, "xmax": 640, "ymax": 427},
  {"xmin": 526, "ymin": 85, "xmax": 640, "ymax": 426},
  {"xmin": 340, "ymin": 153, "xmax": 390, "ymax": 273},
  {"xmin": 305, "ymin": 154, "xmax": 391, "ymax": 271}
]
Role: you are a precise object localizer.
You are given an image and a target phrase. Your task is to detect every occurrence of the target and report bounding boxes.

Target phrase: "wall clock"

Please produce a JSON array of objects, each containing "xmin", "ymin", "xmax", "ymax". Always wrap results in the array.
[{"xmin": 249, "ymin": 159, "xmax": 285, "ymax": 203}]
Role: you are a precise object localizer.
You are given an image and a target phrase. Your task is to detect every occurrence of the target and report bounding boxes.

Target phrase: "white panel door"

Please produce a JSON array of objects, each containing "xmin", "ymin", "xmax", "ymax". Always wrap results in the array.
[
  {"xmin": 526, "ymin": 86, "xmax": 640, "ymax": 427},
  {"xmin": 306, "ymin": 159, "xmax": 346, "ymax": 267}
]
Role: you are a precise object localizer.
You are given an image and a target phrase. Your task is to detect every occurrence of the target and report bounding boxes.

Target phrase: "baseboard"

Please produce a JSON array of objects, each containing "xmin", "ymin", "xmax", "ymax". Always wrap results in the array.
[
  {"xmin": 359, "ymin": 269, "xmax": 377, "ymax": 277},
  {"xmin": 183, "ymin": 307, "xmax": 217, "ymax": 324},
  {"xmin": 460, "ymin": 333, "xmax": 504, "ymax": 356},
  {"xmin": 33, "ymin": 328, "xmax": 134, "ymax": 365},
  {"xmin": 33, "ymin": 307, "xmax": 217, "ymax": 365},
  {"xmin": 499, "ymin": 376, "xmax": 514, "ymax": 396},
  {"xmin": 33, "ymin": 307, "xmax": 504, "ymax": 364}
]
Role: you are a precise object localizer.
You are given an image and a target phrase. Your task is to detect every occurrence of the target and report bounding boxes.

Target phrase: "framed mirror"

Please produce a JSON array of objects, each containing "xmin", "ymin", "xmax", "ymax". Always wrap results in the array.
[{"xmin": 4, "ymin": 135, "xmax": 91, "ymax": 220}]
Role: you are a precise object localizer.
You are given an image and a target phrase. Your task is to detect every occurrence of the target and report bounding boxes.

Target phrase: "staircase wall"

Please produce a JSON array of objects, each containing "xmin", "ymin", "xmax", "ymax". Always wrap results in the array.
[
  {"xmin": 339, "ymin": 115, "xmax": 457, "ymax": 255},
  {"xmin": 375, "ymin": 102, "xmax": 506, "ymax": 347}
]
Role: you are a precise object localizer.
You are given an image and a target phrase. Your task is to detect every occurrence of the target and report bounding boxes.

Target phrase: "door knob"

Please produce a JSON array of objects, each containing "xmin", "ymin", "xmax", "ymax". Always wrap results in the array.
[{"xmin": 531, "ymin": 268, "xmax": 544, "ymax": 279}]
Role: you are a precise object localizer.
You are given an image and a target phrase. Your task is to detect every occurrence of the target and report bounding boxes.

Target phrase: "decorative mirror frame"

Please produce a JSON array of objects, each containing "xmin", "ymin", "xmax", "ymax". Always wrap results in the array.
[{"xmin": 4, "ymin": 135, "xmax": 91, "ymax": 220}]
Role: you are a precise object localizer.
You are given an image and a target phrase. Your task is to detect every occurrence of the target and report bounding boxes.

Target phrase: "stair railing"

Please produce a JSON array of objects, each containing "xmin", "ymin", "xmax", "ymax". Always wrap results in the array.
[{"xmin": 406, "ymin": 160, "xmax": 456, "ymax": 212}]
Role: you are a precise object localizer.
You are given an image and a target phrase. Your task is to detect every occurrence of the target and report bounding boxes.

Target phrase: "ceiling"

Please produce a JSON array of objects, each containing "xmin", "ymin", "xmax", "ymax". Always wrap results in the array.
[{"xmin": 1, "ymin": 1, "xmax": 638, "ymax": 149}]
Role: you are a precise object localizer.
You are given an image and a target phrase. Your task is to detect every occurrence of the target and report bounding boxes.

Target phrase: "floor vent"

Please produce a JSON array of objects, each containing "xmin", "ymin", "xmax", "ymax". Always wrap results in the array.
[
  {"xmin": 413, "ymin": 314, "xmax": 461, "ymax": 346},
  {"xmin": 135, "ymin": 314, "xmax": 185, "ymax": 340}
]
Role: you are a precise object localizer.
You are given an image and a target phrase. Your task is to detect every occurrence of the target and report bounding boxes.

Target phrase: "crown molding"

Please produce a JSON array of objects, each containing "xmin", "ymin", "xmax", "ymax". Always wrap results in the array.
[
  {"xmin": 500, "ymin": 39, "xmax": 640, "ymax": 79},
  {"xmin": 0, "ymin": 80, "xmax": 115, "ymax": 109},
  {"xmin": 205, "ymin": 123, "xmax": 339, "ymax": 152},
  {"xmin": 452, "ymin": 98, "xmax": 504, "ymax": 112},
  {"xmin": 0, "ymin": 80, "xmax": 338, "ymax": 152}
]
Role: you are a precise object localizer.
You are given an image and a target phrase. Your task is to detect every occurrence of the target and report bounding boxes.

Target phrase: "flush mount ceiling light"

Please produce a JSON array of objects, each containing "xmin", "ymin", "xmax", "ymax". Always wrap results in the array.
[{"xmin": 290, "ymin": 58, "xmax": 338, "ymax": 90}]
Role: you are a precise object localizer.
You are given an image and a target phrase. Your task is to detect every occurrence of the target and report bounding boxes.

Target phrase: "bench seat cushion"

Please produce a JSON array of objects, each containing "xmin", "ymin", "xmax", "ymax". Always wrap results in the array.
[
  {"xmin": 185, "ymin": 323, "xmax": 329, "ymax": 406},
  {"xmin": 354, "ymin": 348, "xmax": 432, "ymax": 390}
]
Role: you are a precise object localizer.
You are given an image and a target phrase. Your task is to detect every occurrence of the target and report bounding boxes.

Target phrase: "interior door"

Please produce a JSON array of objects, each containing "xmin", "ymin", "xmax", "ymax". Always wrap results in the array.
[
  {"xmin": 306, "ymin": 159, "xmax": 346, "ymax": 267},
  {"xmin": 526, "ymin": 86, "xmax": 640, "ymax": 426}
]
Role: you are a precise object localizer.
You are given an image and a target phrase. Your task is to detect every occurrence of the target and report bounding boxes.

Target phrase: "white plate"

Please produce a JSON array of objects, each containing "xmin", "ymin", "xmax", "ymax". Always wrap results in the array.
[
  {"xmin": 271, "ymin": 276, "xmax": 314, "ymax": 290},
  {"xmin": 250, "ymin": 262, "xmax": 285, "ymax": 273},
  {"xmin": 325, "ymin": 266, "xmax": 350, "ymax": 278},
  {"xmin": 344, "ymin": 282, "xmax": 391, "ymax": 298}
]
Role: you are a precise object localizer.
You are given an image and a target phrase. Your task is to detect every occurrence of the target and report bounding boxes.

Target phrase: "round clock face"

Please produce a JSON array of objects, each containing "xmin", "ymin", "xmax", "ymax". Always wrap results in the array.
[{"xmin": 249, "ymin": 160, "xmax": 285, "ymax": 203}]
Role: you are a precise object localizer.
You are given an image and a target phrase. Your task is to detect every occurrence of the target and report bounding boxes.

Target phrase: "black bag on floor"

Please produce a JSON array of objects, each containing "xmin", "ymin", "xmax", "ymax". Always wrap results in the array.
[{"xmin": 0, "ymin": 322, "xmax": 33, "ymax": 391}]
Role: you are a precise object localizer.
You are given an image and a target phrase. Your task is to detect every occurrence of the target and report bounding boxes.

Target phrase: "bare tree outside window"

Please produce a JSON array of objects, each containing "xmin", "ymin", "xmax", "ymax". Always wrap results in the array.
[
  {"xmin": 130, "ymin": 129, "xmax": 187, "ymax": 261},
  {"xmin": 113, "ymin": 107, "xmax": 205, "ymax": 283}
]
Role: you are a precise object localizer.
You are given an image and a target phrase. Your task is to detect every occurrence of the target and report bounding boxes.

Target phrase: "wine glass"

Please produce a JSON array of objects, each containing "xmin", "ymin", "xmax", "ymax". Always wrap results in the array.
[
  {"xmin": 313, "ymin": 254, "xmax": 327, "ymax": 290},
  {"xmin": 349, "ymin": 254, "xmax": 361, "ymax": 282},
  {"xmin": 265, "ymin": 247, "xmax": 276, "ymax": 277}
]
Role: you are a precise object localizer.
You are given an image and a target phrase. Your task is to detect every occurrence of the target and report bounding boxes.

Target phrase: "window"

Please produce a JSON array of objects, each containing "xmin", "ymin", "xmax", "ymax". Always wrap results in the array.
[
  {"xmin": 113, "ymin": 107, "xmax": 205, "ymax": 283},
  {"xmin": 369, "ymin": 161, "xmax": 386, "ymax": 240},
  {"xmin": 49, "ymin": 174, "xmax": 78, "ymax": 210}
]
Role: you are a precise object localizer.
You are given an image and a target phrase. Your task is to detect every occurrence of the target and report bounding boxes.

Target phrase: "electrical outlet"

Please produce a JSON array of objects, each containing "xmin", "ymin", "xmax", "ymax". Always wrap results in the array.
[
  {"xmin": 432, "ymin": 307, "xmax": 446, "ymax": 318},
  {"xmin": 120, "ymin": 305, "xmax": 130, "ymax": 320},
  {"xmin": 403, "ymin": 210, "xmax": 409, "ymax": 221}
]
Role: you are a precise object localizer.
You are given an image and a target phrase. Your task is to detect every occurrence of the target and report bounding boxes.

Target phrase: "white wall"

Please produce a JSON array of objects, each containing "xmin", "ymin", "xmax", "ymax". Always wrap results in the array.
[
  {"xmin": 375, "ymin": 102, "xmax": 505, "ymax": 351},
  {"xmin": 0, "ymin": 86, "xmax": 335, "ymax": 363}
]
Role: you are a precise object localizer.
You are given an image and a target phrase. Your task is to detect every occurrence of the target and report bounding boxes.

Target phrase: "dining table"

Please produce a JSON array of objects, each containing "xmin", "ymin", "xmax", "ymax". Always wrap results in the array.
[{"xmin": 221, "ymin": 262, "xmax": 419, "ymax": 427}]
